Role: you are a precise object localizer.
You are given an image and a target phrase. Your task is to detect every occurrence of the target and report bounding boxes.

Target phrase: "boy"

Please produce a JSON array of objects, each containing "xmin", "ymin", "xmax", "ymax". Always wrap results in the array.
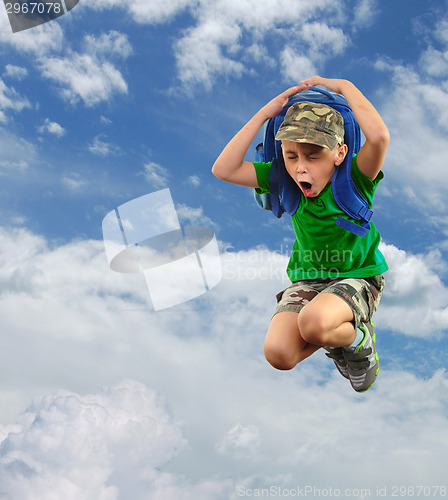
[{"xmin": 212, "ymin": 76, "xmax": 389, "ymax": 392}]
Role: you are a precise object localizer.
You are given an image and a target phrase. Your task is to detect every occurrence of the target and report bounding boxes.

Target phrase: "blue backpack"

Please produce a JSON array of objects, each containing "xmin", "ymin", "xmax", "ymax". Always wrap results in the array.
[{"xmin": 253, "ymin": 86, "xmax": 373, "ymax": 237}]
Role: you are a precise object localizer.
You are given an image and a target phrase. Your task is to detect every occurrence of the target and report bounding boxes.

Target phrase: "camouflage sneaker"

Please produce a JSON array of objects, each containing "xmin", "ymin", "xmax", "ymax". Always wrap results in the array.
[
  {"xmin": 324, "ymin": 347, "xmax": 349, "ymax": 380},
  {"xmin": 342, "ymin": 320, "xmax": 379, "ymax": 393}
]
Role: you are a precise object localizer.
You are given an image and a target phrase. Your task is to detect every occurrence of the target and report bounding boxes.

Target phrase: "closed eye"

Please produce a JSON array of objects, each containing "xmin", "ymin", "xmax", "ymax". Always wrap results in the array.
[{"xmin": 284, "ymin": 152, "xmax": 319, "ymax": 161}]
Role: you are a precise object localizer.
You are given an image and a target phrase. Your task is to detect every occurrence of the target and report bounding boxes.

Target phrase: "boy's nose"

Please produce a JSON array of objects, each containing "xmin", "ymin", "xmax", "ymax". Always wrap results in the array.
[{"xmin": 297, "ymin": 159, "xmax": 307, "ymax": 173}]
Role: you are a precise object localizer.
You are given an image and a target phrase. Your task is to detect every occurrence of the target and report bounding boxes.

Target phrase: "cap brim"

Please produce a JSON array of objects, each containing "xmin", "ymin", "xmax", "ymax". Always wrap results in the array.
[{"xmin": 275, "ymin": 124, "xmax": 338, "ymax": 150}]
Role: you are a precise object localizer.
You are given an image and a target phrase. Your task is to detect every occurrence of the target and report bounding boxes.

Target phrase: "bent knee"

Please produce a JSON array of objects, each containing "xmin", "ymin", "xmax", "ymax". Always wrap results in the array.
[
  {"xmin": 298, "ymin": 308, "xmax": 332, "ymax": 346},
  {"xmin": 264, "ymin": 341, "xmax": 296, "ymax": 371}
]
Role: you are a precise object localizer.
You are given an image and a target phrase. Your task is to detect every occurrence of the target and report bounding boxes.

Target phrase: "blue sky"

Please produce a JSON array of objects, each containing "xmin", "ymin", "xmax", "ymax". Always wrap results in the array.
[{"xmin": 1, "ymin": 1, "xmax": 448, "ymax": 498}]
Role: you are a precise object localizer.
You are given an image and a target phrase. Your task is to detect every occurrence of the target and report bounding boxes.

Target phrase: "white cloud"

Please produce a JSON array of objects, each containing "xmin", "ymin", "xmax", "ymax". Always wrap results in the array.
[
  {"xmin": 279, "ymin": 20, "xmax": 350, "ymax": 81},
  {"xmin": 0, "ymin": 159, "xmax": 28, "ymax": 174},
  {"xmin": 299, "ymin": 22, "xmax": 349, "ymax": 58},
  {"xmin": 243, "ymin": 43, "xmax": 275, "ymax": 67},
  {"xmin": 216, "ymin": 423, "xmax": 261, "ymax": 457},
  {"xmin": 10, "ymin": 215, "xmax": 28, "ymax": 226},
  {"xmin": 374, "ymin": 50, "xmax": 448, "ymax": 219},
  {"xmin": 37, "ymin": 30, "xmax": 131, "ymax": 107},
  {"xmin": 37, "ymin": 118, "xmax": 66, "ymax": 137},
  {"xmin": 142, "ymin": 161, "xmax": 170, "ymax": 188},
  {"xmin": 279, "ymin": 47, "xmax": 316, "ymax": 83},
  {"xmin": 0, "ymin": 380, "xmax": 231, "ymax": 500},
  {"xmin": 434, "ymin": 18, "xmax": 448, "ymax": 45},
  {"xmin": 83, "ymin": 31, "xmax": 133, "ymax": 59},
  {"xmin": 0, "ymin": 79, "xmax": 31, "ymax": 122},
  {"xmin": 88, "ymin": 135, "xmax": 121, "ymax": 156},
  {"xmin": 0, "ymin": 129, "xmax": 36, "ymax": 175},
  {"xmin": 40, "ymin": 53, "xmax": 128, "ymax": 107},
  {"xmin": 0, "ymin": 21, "xmax": 64, "ymax": 57},
  {"xmin": 1, "ymin": 17, "xmax": 130, "ymax": 108},
  {"xmin": 85, "ymin": 0, "xmax": 193, "ymax": 25},
  {"xmin": 125, "ymin": 0, "xmax": 194, "ymax": 25},
  {"xmin": 86, "ymin": 0, "xmax": 348, "ymax": 89},
  {"xmin": 175, "ymin": 203, "xmax": 216, "ymax": 228},
  {"xmin": 185, "ymin": 175, "xmax": 201, "ymax": 187},
  {"xmin": 377, "ymin": 242, "xmax": 448, "ymax": 337},
  {"xmin": 175, "ymin": 19, "xmax": 245, "ymax": 89},
  {"xmin": 62, "ymin": 174, "xmax": 87, "ymax": 192},
  {"xmin": 352, "ymin": 0, "xmax": 378, "ymax": 28},
  {"xmin": 3, "ymin": 65, "xmax": 28, "ymax": 80},
  {"xmin": 419, "ymin": 46, "xmax": 448, "ymax": 78},
  {"xmin": 100, "ymin": 115, "xmax": 113, "ymax": 125},
  {"xmin": 173, "ymin": 0, "xmax": 347, "ymax": 89}
]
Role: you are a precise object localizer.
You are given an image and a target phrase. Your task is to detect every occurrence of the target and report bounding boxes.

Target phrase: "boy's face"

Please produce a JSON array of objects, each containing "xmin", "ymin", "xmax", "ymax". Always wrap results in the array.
[{"xmin": 281, "ymin": 141, "xmax": 347, "ymax": 198}]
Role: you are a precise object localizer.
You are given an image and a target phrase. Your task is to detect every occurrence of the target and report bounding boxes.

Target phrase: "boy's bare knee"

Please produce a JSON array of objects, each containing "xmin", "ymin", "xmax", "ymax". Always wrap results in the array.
[
  {"xmin": 264, "ymin": 341, "xmax": 296, "ymax": 371},
  {"xmin": 298, "ymin": 309, "xmax": 329, "ymax": 346}
]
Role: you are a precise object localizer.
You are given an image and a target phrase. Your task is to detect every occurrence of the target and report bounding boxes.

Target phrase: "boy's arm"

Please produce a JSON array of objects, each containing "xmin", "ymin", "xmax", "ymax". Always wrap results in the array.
[
  {"xmin": 301, "ymin": 77, "xmax": 390, "ymax": 181},
  {"xmin": 212, "ymin": 85, "xmax": 306, "ymax": 187}
]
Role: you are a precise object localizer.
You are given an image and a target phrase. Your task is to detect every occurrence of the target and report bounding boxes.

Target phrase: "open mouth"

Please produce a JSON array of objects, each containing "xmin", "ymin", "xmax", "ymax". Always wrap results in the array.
[{"xmin": 299, "ymin": 181, "xmax": 313, "ymax": 196}]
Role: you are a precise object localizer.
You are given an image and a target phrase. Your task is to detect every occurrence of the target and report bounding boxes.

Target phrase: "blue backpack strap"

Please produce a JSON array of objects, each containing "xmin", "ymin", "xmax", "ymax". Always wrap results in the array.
[
  {"xmin": 331, "ymin": 118, "xmax": 373, "ymax": 237},
  {"xmin": 327, "ymin": 95, "xmax": 373, "ymax": 238},
  {"xmin": 254, "ymin": 111, "xmax": 298, "ymax": 218},
  {"xmin": 263, "ymin": 104, "xmax": 302, "ymax": 218},
  {"xmin": 269, "ymin": 158, "xmax": 283, "ymax": 218},
  {"xmin": 253, "ymin": 141, "xmax": 272, "ymax": 210}
]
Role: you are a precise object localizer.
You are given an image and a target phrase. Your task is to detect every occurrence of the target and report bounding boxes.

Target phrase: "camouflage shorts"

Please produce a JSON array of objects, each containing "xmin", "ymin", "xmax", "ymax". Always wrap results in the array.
[{"xmin": 274, "ymin": 275, "xmax": 385, "ymax": 329}]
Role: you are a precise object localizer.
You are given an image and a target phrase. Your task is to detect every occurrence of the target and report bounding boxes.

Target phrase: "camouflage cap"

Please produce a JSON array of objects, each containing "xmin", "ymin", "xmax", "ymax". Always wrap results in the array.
[{"xmin": 275, "ymin": 102, "xmax": 345, "ymax": 150}]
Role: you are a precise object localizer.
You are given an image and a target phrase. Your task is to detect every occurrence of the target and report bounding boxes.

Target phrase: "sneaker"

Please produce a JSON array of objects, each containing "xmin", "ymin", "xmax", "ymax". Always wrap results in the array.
[
  {"xmin": 343, "ymin": 320, "xmax": 379, "ymax": 393},
  {"xmin": 324, "ymin": 347, "xmax": 349, "ymax": 380}
]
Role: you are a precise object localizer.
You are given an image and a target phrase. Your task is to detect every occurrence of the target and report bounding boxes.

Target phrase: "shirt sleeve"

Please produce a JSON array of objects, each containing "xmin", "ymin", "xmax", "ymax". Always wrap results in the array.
[
  {"xmin": 253, "ymin": 161, "xmax": 272, "ymax": 194},
  {"xmin": 351, "ymin": 155, "xmax": 384, "ymax": 208}
]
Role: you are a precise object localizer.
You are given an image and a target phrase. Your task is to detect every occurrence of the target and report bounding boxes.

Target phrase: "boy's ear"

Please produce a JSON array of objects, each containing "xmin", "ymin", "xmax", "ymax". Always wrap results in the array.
[{"xmin": 334, "ymin": 144, "xmax": 348, "ymax": 166}]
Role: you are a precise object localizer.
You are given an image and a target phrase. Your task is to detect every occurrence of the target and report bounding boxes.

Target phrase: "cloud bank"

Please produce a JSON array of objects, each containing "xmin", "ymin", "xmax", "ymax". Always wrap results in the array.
[
  {"xmin": 0, "ymin": 226, "xmax": 447, "ymax": 497},
  {"xmin": 0, "ymin": 380, "xmax": 231, "ymax": 500}
]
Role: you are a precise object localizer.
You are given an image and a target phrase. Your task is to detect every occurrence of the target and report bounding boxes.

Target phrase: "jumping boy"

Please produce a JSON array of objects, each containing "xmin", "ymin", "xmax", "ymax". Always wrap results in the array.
[{"xmin": 212, "ymin": 76, "xmax": 389, "ymax": 392}]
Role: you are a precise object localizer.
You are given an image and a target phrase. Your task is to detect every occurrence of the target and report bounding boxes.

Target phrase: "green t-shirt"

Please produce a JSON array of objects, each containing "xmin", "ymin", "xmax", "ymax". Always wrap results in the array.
[{"xmin": 253, "ymin": 156, "xmax": 388, "ymax": 281}]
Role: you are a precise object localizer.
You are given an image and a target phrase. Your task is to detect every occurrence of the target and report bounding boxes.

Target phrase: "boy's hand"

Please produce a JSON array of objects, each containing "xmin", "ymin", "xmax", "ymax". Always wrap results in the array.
[
  {"xmin": 300, "ymin": 76, "xmax": 346, "ymax": 95},
  {"xmin": 212, "ymin": 84, "xmax": 307, "ymax": 187},
  {"xmin": 260, "ymin": 84, "xmax": 308, "ymax": 120}
]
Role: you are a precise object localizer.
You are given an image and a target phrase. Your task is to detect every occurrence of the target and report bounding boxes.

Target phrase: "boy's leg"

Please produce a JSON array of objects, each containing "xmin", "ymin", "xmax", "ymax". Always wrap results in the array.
[
  {"xmin": 264, "ymin": 311, "xmax": 320, "ymax": 370},
  {"xmin": 297, "ymin": 292, "xmax": 359, "ymax": 381},
  {"xmin": 297, "ymin": 292, "xmax": 357, "ymax": 348},
  {"xmin": 263, "ymin": 277, "xmax": 383, "ymax": 379},
  {"xmin": 263, "ymin": 294, "xmax": 355, "ymax": 371},
  {"xmin": 263, "ymin": 280, "xmax": 331, "ymax": 370},
  {"xmin": 298, "ymin": 276, "xmax": 385, "ymax": 348},
  {"xmin": 296, "ymin": 276, "xmax": 385, "ymax": 392},
  {"xmin": 263, "ymin": 277, "xmax": 384, "ymax": 391}
]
